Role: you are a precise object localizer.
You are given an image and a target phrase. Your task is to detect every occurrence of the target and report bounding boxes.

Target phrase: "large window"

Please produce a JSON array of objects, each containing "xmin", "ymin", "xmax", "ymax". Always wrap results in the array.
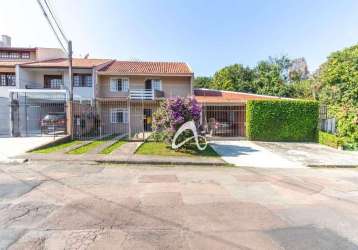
[
  {"xmin": 0, "ymin": 73, "xmax": 16, "ymax": 86},
  {"xmin": 110, "ymin": 108, "xmax": 128, "ymax": 124},
  {"xmin": 110, "ymin": 78, "xmax": 129, "ymax": 92},
  {"xmin": 44, "ymin": 75, "xmax": 63, "ymax": 89},
  {"xmin": 0, "ymin": 51, "xmax": 30, "ymax": 59},
  {"xmin": 145, "ymin": 79, "xmax": 162, "ymax": 90},
  {"xmin": 73, "ymin": 74, "xmax": 92, "ymax": 87}
]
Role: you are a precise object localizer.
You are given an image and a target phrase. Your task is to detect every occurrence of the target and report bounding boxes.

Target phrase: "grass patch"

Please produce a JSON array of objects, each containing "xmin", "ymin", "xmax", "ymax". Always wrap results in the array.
[
  {"xmin": 135, "ymin": 142, "xmax": 219, "ymax": 157},
  {"xmin": 31, "ymin": 140, "xmax": 81, "ymax": 154},
  {"xmin": 67, "ymin": 134, "xmax": 119, "ymax": 155},
  {"xmin": 100, "ymin": 140, "xmax": 127, "ymax": 154},
  {"xmin": 68, "ymin": 140, "xmax": 105, "ymax": 155}
]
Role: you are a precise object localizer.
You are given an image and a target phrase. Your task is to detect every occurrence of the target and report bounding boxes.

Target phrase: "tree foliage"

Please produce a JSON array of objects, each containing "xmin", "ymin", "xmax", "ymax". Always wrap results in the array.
[
  {"xmin": 315, "ymin": 44, "xmax": 358, "ymax": 148},
  {"xmin": 193, "ymin": 76, "xmax": 212, "ymax": 89},
  {"xmin": 212, "ymin": 64, "xmax": 255, "ymax": 92}
]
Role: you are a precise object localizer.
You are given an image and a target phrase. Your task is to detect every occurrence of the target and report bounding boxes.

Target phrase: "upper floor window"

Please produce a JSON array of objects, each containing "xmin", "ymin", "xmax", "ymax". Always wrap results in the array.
[
  {"xmin": 110, "ymin": 78, "xmax": 129, "ymax": 92},
  {"xmin": 73, "ymin": 74, "xmax": 92, "ymax": 87},
  {"xmin": 0, "ymin": 51, "xmax": 30, "ymax": 59},
  {"xmin": 44, "ymin": 75, "xmax": 63, "ymax": 89},
  {"xmin": 145, "ymin": 79, "xmax": 162, "ymax": 91},
  {"xmin": 0, "ymin": 73, "xmax": 16, "ymax": 86}
]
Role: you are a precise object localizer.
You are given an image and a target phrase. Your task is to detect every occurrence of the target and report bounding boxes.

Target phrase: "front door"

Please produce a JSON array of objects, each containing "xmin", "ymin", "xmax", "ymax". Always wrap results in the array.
[{"xmin": 143, "ymin": 109, "xmax": 152, "ymax": 131}]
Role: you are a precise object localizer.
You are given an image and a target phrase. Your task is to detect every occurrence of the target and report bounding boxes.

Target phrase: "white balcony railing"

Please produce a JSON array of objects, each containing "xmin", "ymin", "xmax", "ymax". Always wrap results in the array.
[{"xmin": 129, "ymin": 89, "xmax": 155, "ymax": 100}]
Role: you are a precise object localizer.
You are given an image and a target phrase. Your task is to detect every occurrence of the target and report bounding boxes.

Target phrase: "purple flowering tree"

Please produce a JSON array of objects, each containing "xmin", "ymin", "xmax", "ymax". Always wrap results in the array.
[{"xmin": 152, "ymin": 96, "xmax": 202, "ymax": 143}]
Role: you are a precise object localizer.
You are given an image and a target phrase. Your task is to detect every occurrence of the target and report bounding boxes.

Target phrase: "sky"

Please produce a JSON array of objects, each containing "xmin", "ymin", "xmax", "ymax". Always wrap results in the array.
[{"xmin": 1, "ymin": 0, "xmax": 358, "ymax": 76}]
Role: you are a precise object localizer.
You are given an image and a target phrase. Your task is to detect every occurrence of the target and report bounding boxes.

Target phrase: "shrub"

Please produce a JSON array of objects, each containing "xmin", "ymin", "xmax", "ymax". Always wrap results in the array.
[
  {"xmin": 152, "ymin": 97, "xmax": 201, "ymax": 144},
  {"xmin": 246, "ymin": 99, "xmax": 319, "ymax": 142},
  {"xmin": 318, "ymin": 131, "xmax": 343, "ymax": 149}
]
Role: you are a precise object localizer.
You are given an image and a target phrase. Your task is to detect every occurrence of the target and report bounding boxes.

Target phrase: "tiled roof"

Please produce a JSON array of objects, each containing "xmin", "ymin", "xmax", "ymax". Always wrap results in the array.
[
  {"xmin": 194, "ymin": 89, "xmax": 279, "ymax": 104},
  {"xmin": 99, "ymin": 60, "xmax": 193, "ymax": 75},
  {"xmin": 0, "ymin": 47, "xmax": 36, "ymax": 52},
  {"xmin": 0, "ymin": 60, "xmax": 31, "ymax": 67},
  {"xmin": 21, "ymin": 58, "xmax": 112, "ymax": 68}
]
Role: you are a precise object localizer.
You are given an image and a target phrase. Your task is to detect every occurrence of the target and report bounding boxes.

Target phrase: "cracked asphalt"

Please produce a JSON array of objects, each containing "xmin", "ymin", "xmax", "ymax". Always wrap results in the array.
[{"xmin": 1, "ymin": 161, "xmax": 358, "ymax": 249}]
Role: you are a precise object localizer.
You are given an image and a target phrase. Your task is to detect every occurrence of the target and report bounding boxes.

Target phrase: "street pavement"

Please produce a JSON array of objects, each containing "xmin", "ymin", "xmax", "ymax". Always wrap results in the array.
[{"xmin": 1, "ymin": 161, "xmax": 358, "ymax": 249}]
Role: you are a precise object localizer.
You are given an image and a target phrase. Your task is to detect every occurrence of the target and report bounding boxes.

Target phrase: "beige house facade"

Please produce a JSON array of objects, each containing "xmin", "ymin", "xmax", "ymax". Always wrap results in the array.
[{"xmin": 92, "ymin": 61, "xmax": 194, "ymax": 137}]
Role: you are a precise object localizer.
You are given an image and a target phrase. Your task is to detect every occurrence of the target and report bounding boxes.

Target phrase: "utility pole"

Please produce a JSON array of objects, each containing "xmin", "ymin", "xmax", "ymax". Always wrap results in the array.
[
  {"xmin": 36, "ymin": 0, "xmax": 75, "ymax": 138},
  {"xmin": 68, "ymin": 40, "xmax": 73, "ymax": 101},
  {"xmin": 67, "ymin": 40, "xmax": 74, "ymax": 139}
]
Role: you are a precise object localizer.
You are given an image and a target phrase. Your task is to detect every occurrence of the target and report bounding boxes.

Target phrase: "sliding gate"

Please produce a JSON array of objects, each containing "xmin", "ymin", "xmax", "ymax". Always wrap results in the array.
[{"xmin": 202, "ymin": 104, "xmax": 246, "ymax": 137}]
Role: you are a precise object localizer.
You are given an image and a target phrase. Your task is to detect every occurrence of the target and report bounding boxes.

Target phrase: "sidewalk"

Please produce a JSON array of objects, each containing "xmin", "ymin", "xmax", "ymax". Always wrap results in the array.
[{"xmin": 0, "ymin": 136, "xmax": 66, "ymax": 163}]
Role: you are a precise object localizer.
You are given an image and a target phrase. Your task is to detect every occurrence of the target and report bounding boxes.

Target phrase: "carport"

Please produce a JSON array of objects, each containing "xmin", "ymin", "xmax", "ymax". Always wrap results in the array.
[
  {"xmin": 194, "ymin": 88, "xmax": 280, "ymax": 138},
  {"xmin": 8, "ymin": 89, "xmax": 67, "ymax": 137}
]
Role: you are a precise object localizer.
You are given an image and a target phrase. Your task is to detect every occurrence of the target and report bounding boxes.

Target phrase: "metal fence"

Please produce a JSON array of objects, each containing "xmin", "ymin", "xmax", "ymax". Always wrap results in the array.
[
  {"xmin": 9, "ymin": 92, "xmax": 67, "ymax": 137},
  {"xmin": 201, "ymin": 104, "xmax": 246, "ymax": 137},
  {"xmin": 319, "ymin": 105, "xmax": 336, "ymax": 134},
  {"xmin": 72, "ymin": 99, "xmax": 162, "ymax": 140}
]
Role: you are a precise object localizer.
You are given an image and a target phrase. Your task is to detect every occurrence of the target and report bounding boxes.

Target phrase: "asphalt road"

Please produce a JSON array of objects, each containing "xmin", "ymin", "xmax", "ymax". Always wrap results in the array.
[{"xmin": 1, "ymin": 161, "xmax": 358, "ymax": 249}]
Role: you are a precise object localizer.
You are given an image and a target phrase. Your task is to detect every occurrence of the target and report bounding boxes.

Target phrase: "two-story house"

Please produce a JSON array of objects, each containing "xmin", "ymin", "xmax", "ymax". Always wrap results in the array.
[{"xmin": 92, "ymin": 60, "xmax": 193, "ymax": 138}]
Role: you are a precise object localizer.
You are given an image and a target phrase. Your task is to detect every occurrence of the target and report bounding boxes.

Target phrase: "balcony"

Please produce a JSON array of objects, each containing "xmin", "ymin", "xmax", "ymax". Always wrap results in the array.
[{"xmin": 129, "ymin": 89, "xmax": 164, "ymax": 100}]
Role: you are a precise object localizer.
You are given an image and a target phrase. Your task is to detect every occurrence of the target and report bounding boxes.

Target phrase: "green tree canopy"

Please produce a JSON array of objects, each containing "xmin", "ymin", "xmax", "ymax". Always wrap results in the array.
[
  {"xmin": 316, "ymin": 44, "xmax": 358, "ymax": 107},
  {"xmin": 212, "ymin": 64, "xmax": 255, "ymax": 92},
  {"xmin": 193, "ymin": 76, "xmax": 212, "ymax": 88}
]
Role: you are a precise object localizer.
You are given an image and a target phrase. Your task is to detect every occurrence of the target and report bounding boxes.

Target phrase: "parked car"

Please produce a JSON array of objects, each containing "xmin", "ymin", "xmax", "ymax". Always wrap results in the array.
[{"xmin": 41, "ymin": 112, "xmax": 66, "ymax": 134}]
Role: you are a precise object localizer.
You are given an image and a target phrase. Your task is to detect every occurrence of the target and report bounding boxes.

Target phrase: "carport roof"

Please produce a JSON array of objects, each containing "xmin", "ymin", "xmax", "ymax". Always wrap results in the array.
[{"xmin": 194, "ymin": 88, "xmax": 281, "ymax": 104}]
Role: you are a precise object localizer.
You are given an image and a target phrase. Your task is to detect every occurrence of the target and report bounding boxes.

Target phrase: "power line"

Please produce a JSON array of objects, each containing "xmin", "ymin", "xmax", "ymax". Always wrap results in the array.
[
  {"xmin": 43, "ymin": 0, "xmax": 68, "ymax": 43},
  {"xmin": 36, "ymin": 0, "xmax": 67, "ymax": 52}
]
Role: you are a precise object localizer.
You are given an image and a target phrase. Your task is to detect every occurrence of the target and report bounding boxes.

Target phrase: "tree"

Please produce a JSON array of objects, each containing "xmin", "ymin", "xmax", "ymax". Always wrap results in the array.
[
  {"xmin": 316, "ymin": 44, "xmax": 358, "ymax": 107},
  {"xmin": 212, "ymin": 64, "xmax": 255, "ymax": 92},
  {"xmin": 253, "ymin": 57, "xmax": 294, "ymax": 97},
  {"xmin": 315, "ymin": 44, "xmax": 358, "ymax": 147},
  {"xmin": 289, "ymin": 58, "xmax": 309, "ymax": 82},
  {"xmin": 193, "ymin": 76, "xmax": 212, "ymax": 89}
]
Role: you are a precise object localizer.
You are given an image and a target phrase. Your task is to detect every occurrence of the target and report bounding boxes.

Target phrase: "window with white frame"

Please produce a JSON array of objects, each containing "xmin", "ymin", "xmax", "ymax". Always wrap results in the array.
[
  {"xmin": 110, "ymin": 108, "xmax": 128, "ymax": 124},
  {"xmin": 73, "ymin": 74, "xmax": 92, "ymax": 87},
  {"xmin": 152, "ymin": 79, "xmax": 162, "ymax": 91},
  {"xmin": 110, "ymin": 78, "xmax": 129, "ymax": 92}
]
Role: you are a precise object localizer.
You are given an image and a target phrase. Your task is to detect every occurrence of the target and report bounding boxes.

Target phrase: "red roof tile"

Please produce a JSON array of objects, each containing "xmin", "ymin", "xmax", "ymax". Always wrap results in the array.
[
  {"xmin": 194, "ymin": 89, "xmax": 280, "ymax": 104},
  {"xmin": 99, "ymin": 60, "xmax": 192, "ymax": 75},
  {"xmin": 0, "ymin": 60, "xmax": 32, "ymax": 67},
  {"xmin": 21, "ymin": 58, "xmax": 112, "ymax": 68}
]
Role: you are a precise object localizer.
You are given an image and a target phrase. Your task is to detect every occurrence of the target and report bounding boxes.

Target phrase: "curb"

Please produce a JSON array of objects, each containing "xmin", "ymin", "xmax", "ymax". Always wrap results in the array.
[
  {"xmin": 308, "ymin": 164, "xmax": 358, "ymax": 168},
  {"xmin": 95, "ymin": 159, "xmax": 228, "ymax": 166},
  {"xmin": 24, "ymin": 157, "xmax": 228, "ymax": 166}
]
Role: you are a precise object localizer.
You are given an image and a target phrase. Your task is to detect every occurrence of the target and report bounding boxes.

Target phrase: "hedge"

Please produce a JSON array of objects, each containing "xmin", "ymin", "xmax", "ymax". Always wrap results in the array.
[
  {"xmin": 246, "ymin": 99, "xmax": 319, "ymax": 142},
  {"xmin": 318, "ymin": 131, "xmax": 342, "ymax": 149}
]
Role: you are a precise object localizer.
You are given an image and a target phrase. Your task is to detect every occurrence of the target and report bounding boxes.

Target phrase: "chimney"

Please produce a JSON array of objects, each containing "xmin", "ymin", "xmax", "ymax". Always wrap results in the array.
[{"xmin": 0, "ymin": 35, "xmax": 11, "ymax": 47}]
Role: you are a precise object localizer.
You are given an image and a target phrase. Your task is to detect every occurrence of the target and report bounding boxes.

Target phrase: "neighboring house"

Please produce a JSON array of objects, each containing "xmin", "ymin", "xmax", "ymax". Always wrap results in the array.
[
  {"xmin": 0, "ymin": 35, "xmax": 113, "ymax": 136},
  {"xmin": 0, "ymin": 40, "xmax": 65, "ymax": 135}
]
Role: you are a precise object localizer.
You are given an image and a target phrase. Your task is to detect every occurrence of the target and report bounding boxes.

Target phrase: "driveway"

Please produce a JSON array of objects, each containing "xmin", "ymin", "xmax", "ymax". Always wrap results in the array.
[
  {"xmin": 210, "ymin": 140, "xmax": 358, "ymax": 168},
  {"xmin": 1, "ymin": 162, "xmax": 358, "ymax": 249},
  {"xmin": 0, "ymin": 136, "xmax": 62, "ymax": 162}
]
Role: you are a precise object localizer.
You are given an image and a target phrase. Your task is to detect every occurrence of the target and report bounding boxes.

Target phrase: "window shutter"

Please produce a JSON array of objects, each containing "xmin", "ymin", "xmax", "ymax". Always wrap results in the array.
[
  {"xmin": 123, "ymin": 79, "xmax": 129, "ymax": 92},
  {"xmin": 124, "ymin": 111, "xmax": 129, "ymax": 123},
  {"xmin": 153, "ymin": 80, "xmax": 162, "ymax": 91},
  {"xmin": 110, "ymin": 79, "xmax": 117, "ymax": 92},
  {"xmin": 110, "ymin": 109, "xmax": 115, "ymax": 123}
]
